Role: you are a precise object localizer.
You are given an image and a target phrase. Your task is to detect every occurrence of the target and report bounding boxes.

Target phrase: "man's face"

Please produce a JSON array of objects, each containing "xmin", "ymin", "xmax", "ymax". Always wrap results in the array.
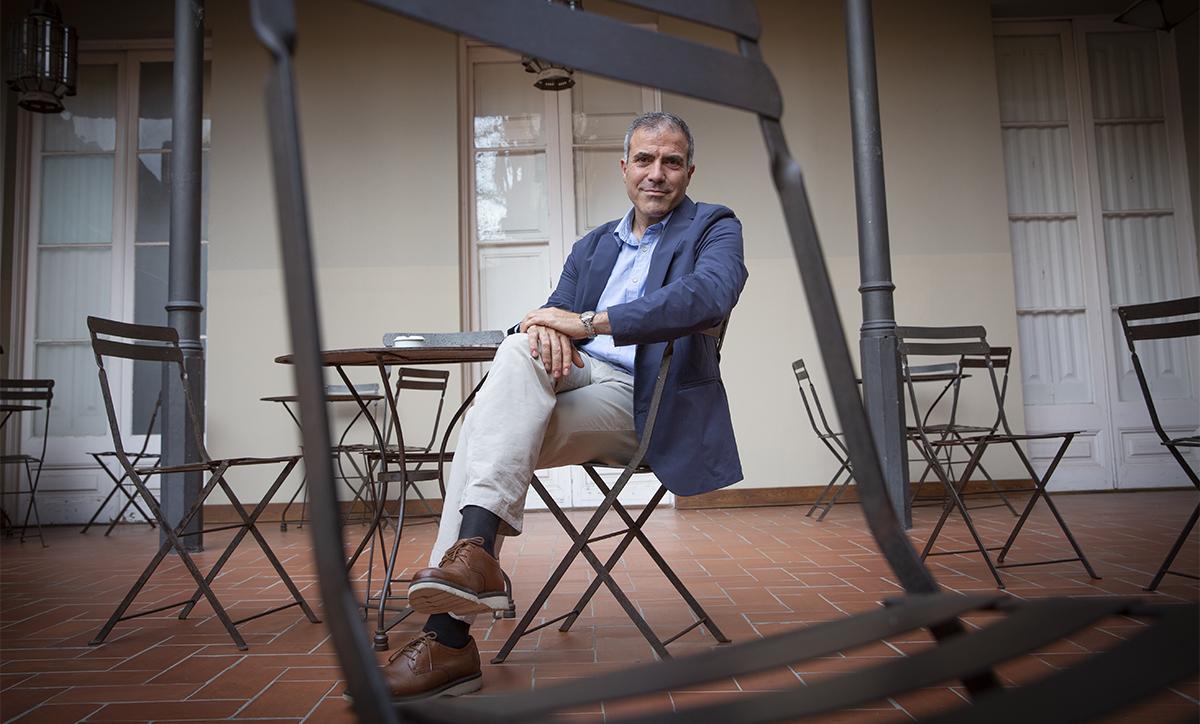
[{"xmin": 620, "ymin": 124, "xmax": 695, "ymax": 228}]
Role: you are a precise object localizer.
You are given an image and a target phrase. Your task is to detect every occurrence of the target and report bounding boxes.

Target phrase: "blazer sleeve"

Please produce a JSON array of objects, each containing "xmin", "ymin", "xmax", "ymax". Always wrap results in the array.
[{"xmin": 607, "ymin": 214, "xmax": 747, "ymax": 345}]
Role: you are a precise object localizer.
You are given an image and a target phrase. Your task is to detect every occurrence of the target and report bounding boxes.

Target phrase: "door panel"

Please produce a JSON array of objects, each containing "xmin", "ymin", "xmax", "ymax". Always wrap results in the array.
[
  {"xmin": 995, "ymin": 22, "xmax": 1199, "ymax": 491},
  {"xmin": 995, "ymin": 29, "xmax": 1114, "ymax": 488}
]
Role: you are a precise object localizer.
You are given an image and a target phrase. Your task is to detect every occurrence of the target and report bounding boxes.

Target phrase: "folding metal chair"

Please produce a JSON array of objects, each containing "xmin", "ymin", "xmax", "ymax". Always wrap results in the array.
[
  {"xmin": 898, "ymin": 326, "xmax": 1099, "ymax": 588},
  {"xmin": 0, "ymin": 378, "xmax": 54, "ymax": 546},
  {"xmin": 80, "ymin": 393, "xmax": 161, "ymax": 535},
  {"xmin": 492, "ymin": 324, "xmax": 732, "ymax": 663},
  {"xmin": 272, "ymin": 382, "xmax": 382, "ymax": 531},
  {"xmin": 250, "ymin": 1, "xmax": 1198, "ymax": 719},
  {"xmin": 1117, "ymin": 296, "xmax": 1200, "ymax": 591},
  {"xmin": 792, "ymin": 359, "xmax": 855, "ymax": 521},
  {"xmin": 358, "ymin": 367, "xmax": 452, "ymax": 521},
  {"xmin": 86, "ymin": 316, "xmax": 320, "ymax": 650},
  {"xmin": 906, "ymin": 350, "xmax": 1020, "ymax": 516}
]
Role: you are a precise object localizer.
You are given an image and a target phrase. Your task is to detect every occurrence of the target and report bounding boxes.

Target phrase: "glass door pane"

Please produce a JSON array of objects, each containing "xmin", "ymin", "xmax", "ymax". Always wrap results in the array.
[
  {"xmin": 571, "ymin": 74, "xmax": 643, "ymax": 236},
  {"xmin": 33, "ymin": 63, "xmax": 119, "ymax": 438}
]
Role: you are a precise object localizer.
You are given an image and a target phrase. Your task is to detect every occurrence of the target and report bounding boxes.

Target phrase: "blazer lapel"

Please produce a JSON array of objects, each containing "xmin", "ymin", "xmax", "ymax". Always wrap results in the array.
[
  {"xmin": 579, "ymin": 229, "xmax": 621, "ymax": 311},
  {"xmin": 644, "ymin": 196, "xmax": 696, "ymax": 293}
]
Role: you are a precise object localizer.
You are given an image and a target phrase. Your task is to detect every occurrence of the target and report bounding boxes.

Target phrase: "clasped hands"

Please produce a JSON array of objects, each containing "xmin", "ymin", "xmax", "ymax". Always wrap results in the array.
[{"xmin": 519, "ymin": 307, "xmax": 592, "ymax": 379}]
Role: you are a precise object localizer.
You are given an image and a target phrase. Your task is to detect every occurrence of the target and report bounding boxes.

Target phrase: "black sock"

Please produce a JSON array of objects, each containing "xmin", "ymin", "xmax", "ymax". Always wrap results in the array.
[
  {"xmin": 422, "ymin": 613, "xmax": 471, "ymax": 649},
  {"xmin": 458, "ymin": 505, "xmax": 501, "ymax": 556}
]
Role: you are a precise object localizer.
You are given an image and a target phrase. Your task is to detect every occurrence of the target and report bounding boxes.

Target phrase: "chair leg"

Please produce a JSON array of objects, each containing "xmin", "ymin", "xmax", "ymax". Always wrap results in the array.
[
  {"xmin": 815, "ymin": 468, "xmax": 855, "ymax": 522},
  {"xmin": 91, "ymin": 466, "xmax": 249, "ymax": 650},
  {"xmin": 806, "ymin": 461, "xmax": 850, "ymax": 518},
  {"xmin": 557, "ymin": 480, "xmax": 667, "ymax": 632},
  {"xmin": 1146, "ymin": 501, "xmax": 1200, "ymax": 591},
  {"xmin": 104, "ymin": 479, "xmax": 159, "ymax": 536},
  {"xmin": 81, "ymin": 470, "xmax": 123, "ymax": 534},
  {"xmin": 995, "ymin": 436, "xmax": 1099, "ymax": 579},
  {"xmin": 372, "ymin": 479, "xmax": 412, "ymax": 651},
  {"xmin": 973, "ymin": 459, "xmax": 1018, "ymax": 516},
  {"xmin": 279, "ymin": 473, "xmax": 306, "ymax": 531},
  {"xmin": 493, "ymin": 473, "xmax": 669, "ymax": 663},
  {"xmin": 178, "ymin": 461, "xmax": 317, "ymax": 622},
  {"xmin": 221, "ymin": 465, "xmax": 321, "ymax": 624},
  {"xmin": 919, "ymin": 443, "xmax": 1006, "ymax": 588},
  {"xmin": 19, "ymin": 458, "xmax": 46, "ymax": 547},
  {"xmin": 565, "ymin": 470, "xmax": 731, "ymax": 646}
]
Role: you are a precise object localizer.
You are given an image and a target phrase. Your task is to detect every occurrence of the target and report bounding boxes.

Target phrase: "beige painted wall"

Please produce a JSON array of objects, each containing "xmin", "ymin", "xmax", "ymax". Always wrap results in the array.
[
  {"xmin": 204, "ymin": 0, "xmax": 1026, "ymax": 503},
  {"xmin": 663, "ymin": 0, "xmax": 1026, "ymax": 489}
]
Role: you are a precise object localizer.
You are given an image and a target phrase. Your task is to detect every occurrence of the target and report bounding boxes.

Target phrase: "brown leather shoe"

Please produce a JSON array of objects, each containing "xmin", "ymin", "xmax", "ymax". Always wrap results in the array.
[
  {"xmin": 346, "ymin": 632, "xmax": 482, "ymax": 704},
  {"xmin": 408, "ymin": 537, "xmax": 509, "ymax": 616}
]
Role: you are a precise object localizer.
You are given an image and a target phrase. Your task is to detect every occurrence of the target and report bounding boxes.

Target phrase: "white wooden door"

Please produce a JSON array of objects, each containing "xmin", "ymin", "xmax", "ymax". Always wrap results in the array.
[
  {"xmin": 1074, "ymin": 22, "xmax": 1200, "ymax": 488},
  {"xmin": 994, "ymin": 21, "xmax": 1199, "ymax": 491},
  {"xmin": 463, "ymin": 42, "xmax": 663, "ymax": 508}
]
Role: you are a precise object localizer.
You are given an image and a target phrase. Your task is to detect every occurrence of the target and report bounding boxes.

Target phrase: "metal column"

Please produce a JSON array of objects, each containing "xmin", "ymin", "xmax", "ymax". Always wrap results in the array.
[
  {"xmin": 844, "ymin": 0, "xmax": 910, "ymax": 528},
  {"xmin": 161, "ymin": 0, "xmax": 206, "ymax": 550}
]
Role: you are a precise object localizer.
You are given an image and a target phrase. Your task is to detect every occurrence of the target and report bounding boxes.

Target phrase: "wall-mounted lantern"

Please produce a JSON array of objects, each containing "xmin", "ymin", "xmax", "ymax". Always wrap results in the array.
[
  {"xmin": 522, "ymin": 0, "xmax": 582, "ymax": 91},
  {"xmin": 6, "ymin": 0, "xmax": 78, "ymax": 114}
]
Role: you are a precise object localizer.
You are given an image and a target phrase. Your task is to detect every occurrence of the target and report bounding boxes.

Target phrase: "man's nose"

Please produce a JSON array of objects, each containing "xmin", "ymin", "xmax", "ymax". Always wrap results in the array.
[{"xmin": 646, "ymin": 161, "xmax": 666, "ymax": 181}]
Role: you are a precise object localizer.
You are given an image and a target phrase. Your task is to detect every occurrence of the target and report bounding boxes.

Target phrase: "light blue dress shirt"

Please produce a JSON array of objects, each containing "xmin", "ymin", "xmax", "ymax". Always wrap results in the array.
[{"xmin": 582, "ymin": 208, "xmax": 674, "ymax": 374}]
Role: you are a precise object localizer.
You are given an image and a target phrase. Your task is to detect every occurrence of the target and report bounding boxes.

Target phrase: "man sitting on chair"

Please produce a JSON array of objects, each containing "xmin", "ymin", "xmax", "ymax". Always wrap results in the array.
[{"xmin": 383, "ymin": 111, "xmax": 748, "ymax": 702}]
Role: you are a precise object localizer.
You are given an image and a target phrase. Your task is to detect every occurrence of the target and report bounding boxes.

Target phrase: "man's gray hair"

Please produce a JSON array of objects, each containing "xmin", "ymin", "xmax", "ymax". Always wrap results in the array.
[{"xmin": 622, "ymin": 111, "xmax": 694, "ymax": 167}]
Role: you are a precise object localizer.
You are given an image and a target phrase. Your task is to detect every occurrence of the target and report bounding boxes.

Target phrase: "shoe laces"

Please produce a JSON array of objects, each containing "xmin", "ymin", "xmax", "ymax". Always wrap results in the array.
[
  {"xmin": 388, "ymin": 630, "xmax": 436, "ymax": 665},
  {"xmin": 437, "ymin": 537, "xmax": 485, "ymax": 567}
]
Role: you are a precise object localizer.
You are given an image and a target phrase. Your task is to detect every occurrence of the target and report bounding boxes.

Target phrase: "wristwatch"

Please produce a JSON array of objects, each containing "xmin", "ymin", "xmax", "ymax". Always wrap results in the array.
[{"xmin": 579, "ymin": 310, "xmax": 597, "ymax": 339}]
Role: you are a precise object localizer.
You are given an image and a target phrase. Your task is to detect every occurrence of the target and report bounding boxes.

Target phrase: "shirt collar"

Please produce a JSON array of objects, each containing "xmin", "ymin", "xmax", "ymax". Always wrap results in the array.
[{"xmin": 614, "ymin": 208, "xmax": 674, "ymax": 248}]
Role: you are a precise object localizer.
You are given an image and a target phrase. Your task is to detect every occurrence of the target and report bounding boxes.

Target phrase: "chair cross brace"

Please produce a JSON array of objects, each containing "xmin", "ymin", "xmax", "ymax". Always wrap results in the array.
[
  {"xmin": 89, "ymin": 456, "xmax": 320, "ymax": 650},
  {"xmin": 919, "ymin": 432, "xmax": 1099, "ymax": 587},
  {"xmin": 492, "ymin": 466, "xmax": 730, "ymax": 664}
]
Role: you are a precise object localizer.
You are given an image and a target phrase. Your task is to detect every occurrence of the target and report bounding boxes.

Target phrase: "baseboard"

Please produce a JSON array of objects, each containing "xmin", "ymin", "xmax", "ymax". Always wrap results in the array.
[
  {"xmin": 202, "ymin": 480, "xmax": 1191, "ymax": 520},
  {"xmin": 674, "ymin": 479, "xmax": 1036, "ymax": 510},
  {"xmin": 204, "ymin": 498, "xmax": 445, "ymax": 525}
]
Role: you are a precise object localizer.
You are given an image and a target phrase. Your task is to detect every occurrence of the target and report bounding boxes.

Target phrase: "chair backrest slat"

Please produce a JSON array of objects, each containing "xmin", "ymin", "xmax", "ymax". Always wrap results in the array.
[
  {"xmin": 1117, "ymin": 296, "xmax": 1200, "ymax": 322},
  {"xmin": 398, "ymin": 367, "xmax": 449, "ymax": 379},
  {"xmin": 900, "ymin": 341, "xmax": 991, "ymax": 357},
  {"xmin": 91, "ymin": 338, "xmax": 183, "ymax": 363},
  {"xmin": 0, "ymin": 379, "xmax": 54, "ymax": 403},
  {"xmin": 1126, "ymin": 319, "xmax": 1200, "ymax": 342},
  {"xmin": 906, "ymin": 362, "xmax": 958, "ymax": 376},
  {"xmin": 896, "ymin": 325, "xmax": 987, "ymax": 340},
  {"xmin": 396, "ymin": 379, "xmax": 449, "ymax": 391},
  {"xmin": 961, "ymin": 346, "xmax": 1013, "ymax": 369},
  {"xmin": 88, "ymin": 316, "xmax": 179, "ymax": 343}
]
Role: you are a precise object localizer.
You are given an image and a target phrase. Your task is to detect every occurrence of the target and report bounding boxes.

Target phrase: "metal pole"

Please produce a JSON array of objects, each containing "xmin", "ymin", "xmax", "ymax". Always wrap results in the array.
[
  {"xmin": 844, "ymin": 0, "xmax": 910, "ymax": 527},
  {"xmin": 162, "ymin": 0, "xmax": 206, "ymax": 550}
]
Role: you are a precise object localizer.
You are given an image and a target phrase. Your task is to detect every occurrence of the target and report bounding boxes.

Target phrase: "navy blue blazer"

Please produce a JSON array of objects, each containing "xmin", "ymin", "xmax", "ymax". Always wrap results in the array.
[{"xmin": 539, "ymin": 196, "xmax": 748, "ymax": 496}]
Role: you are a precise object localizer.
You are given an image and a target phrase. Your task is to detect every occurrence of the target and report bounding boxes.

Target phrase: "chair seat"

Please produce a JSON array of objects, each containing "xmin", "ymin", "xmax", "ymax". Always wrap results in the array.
[
  {"xmin": 90, "ymin": 450, "xmax": 161, "ymax": 459},
  {"xmin": 929, "ymin": 430, "xmax": 1080, "ymax": 447},
  {"xmin": 136, "ymin": 454, "xmax": 300, "ymax": 475},
  {"xmin": 907, "ymin": 423, "xmax": 994, "ymax": 435},
  {"xmin": 0, "ymin": 454, "xmax": 41, "ymax": 464},
  {"xmin": 585, "ymin": 461, "xmax": 653, "ymax": 474},
  {"xmin": 1165, "ymin": 435, "xmax": 1200, "ymax": 448}
]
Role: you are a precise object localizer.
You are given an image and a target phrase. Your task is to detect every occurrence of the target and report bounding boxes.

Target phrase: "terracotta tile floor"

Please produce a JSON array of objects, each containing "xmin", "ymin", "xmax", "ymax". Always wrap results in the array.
[{"xmin": 2, "ymin": 490, "xmax": 1197, "ymax": 722}]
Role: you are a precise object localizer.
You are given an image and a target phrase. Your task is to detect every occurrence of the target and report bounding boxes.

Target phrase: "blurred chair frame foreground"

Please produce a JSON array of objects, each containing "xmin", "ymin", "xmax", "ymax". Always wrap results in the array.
[
  {"xmin": 1117, "ymin": 296, "xmax": 1200, "ymax": 591},
  {"xmin": 86, "ymin": 317, "xmax": 321, "ymax": 650},
  {"xmin": 248, "ymin": 0, "xmax": 1199, "ymax": 721}
]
